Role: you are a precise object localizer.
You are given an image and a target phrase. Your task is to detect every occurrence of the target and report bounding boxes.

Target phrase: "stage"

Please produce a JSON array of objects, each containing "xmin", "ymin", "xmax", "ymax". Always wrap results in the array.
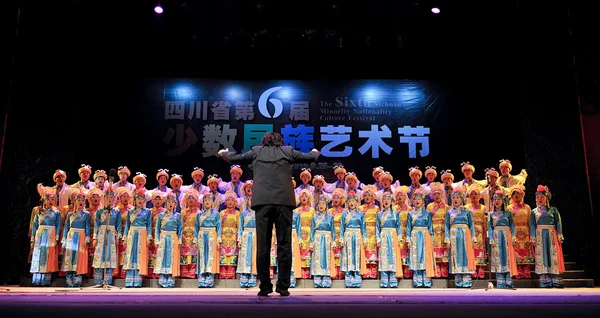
[{"xmin": 1, "ymin": 287, "xmax": 600, "ymax": 318}]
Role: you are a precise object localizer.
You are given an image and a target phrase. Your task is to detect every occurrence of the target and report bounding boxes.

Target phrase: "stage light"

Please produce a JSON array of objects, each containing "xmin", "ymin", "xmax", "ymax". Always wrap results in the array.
[
  {"xmin": 154, "ymin": 5, "xmax": 164, "ymax": 14},
  {"xmin": 363, "ymin": 88, "xmax": 380, "ymax": 100},
  {"xmin": 431, "ymin": 7, "xmax": 440, "ymax": 14},
  {"xmin": 227, "ymin": 87, "xmax": 242, "ymax": 100},
  {"xmin": 279, "ymin": 88, "xmax": 292, "ymax": 99},
  {"xmin": 175, "ymin": 86, "xmax": 193, "ymax": 99}
]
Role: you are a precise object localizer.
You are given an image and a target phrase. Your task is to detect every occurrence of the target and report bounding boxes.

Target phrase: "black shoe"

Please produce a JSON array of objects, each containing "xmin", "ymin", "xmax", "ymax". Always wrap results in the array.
[
  {"xmin": 258, "ymin": 289, "xmax": 272, "ymax": 297},
  {"xmin": 275, "ymin": 288, "xmax": 290, "ymax": 297}
]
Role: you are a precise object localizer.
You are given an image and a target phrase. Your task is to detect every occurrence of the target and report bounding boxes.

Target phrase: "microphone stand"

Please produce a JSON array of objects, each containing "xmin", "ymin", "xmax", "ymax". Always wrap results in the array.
[{"xmin": 86, "ymin": 178, "xmax": 121, "ymax": 290}]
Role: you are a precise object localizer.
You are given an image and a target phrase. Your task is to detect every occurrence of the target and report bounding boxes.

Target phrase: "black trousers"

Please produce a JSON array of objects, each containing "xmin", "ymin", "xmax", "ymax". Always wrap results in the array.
[{"xmin": 255, "ymin": 205, "xmax": 292, "ymax": 291}]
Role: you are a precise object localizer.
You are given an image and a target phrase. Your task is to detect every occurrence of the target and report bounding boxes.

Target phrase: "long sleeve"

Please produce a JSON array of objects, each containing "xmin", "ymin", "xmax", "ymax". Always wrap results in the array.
[
  {"xmin": 194, "ymin": 214, "xmax": 200, "ymax": 243},
  {"xmin": 488, "ymin": 214, "xmax": 494, "ymax": 241},
  {"xmin": 220, "ymin": 149, "xmax": 255, "ymax": 164},
  {"xmin": 529, "ymin": 210, "xmax": 536, "ymax": 239},
  {"xmin": 177, "ymin": 214, "xmax": 183, "ymax": 241},
  {"xmin": 124, "ymin": 211, "xmax": 131, "ymax": 239},
  {"xmin": 310, "ymin": 216, "xmax": 316, "ymax": 244},
  {"xmin": 339, "ymin": 213, "xmax": 346, "ymax": 240},
  {"xmin": 508, "ymin": 212, "xmax": 516, "ymax": 237},
  {"xmin": 291, "ymin": 149, "xmax": 319, "ymax": 164},
  {"xmin": 31, "ymin": 213, "xmax": 39, "ymax": 243},
  {"xmin": 85, "ymin": 213, "xmax": 91, "ymax": 241},
  {"xmin": 444, "ymin": 210, "xmax": 451, "ymax": 241},
  {"xmin": 237, "ymin": 212, "xmax": 244, "ymax": 241},
  {"xmin": 554, "ymin": 208, "xmax": 563, "ymax": 238},
  {"xmin": 427, "ymin": 212, "xmax": 434, "ymax": 236},
  {"xmin": 216, "ymin": 212, "xmax": 222, "ymax": 242},
  {"xmin": 375, "ymin": 213, "xmax": 381, "ymax": 240},
  {"xmin": 295, "ymin": 214, "xmax": 302, "ymax": 238},
  {"xmin": 116, "ymin": 211, "xmax": 123, "ymax": 239},
  {"xmin": 155, "ymin": 213, "xmax": 163, "ymax": 243},
  {"xmin": 467, "ymin": 210, "xmax": 475, "ymax": 236},
  {"xmin": 330, "ymin": 215, "xmax": 336, "ymax": 242},
  {"xmin": 146, "ymin": 210, "xmax": 153, "ymax": 241},
  {"xmin": 395, "ymin": 211, "xmax": 402, "ymax": 238},
  {"xmin": 94, "ymin": 210, "xmax": 101, "ymax": 239},
  {"xmin": 361, "ymin": 214, "xmax": 368, "ymax": 241},
  {"xmin": 63, "ymin": 213, "xmax": 71, "ymax": 242},
  {"xmin": 406, "ymin": 213, "xmax": 413, "ymax": 240},
  {"xmin": 54, "ymin": 212, "xmax": 61, "ymax": 242}
]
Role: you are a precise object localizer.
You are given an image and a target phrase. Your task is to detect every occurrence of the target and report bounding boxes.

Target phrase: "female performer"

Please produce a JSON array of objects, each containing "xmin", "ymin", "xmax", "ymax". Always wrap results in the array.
[
  {"xmin": 406, "ymin": 189, "xmax": 435, "ymax": 288},
  {"xmin": 444, "ymin": 189, "xmax": 476, "ymax": 288},
  {"xmin": 195, "ymin": 192, "xmax": 222, "ymax": 288},
  {"xmin": 310, "ymin": 196, "xmax": 336, "ymax": 288},
  {"xmin": 92, "ymin": 188, "xmax": 122, "ymax": 286},
  {"xmin": 154, "ymin": 192, "xmax": 183, "ymax": 288},
  {"xmin": 237, "ymin": 195, "xmax": 258, "ymax": 288},
  {"xmin": 123, "ymin": 190, "xmax": 153, "ymax": 288},
  {"xmin": 507, "ymin": 185, "xmax": 534, "ymax": 279},
  {"xmin": 61, "ymin": 190, "xmax": 91, "ymax": 287},
  {"xmin": 339, "ymin": 191, "xmax": 367, "ymax": 288},
  {"xmin": 488, "ymin": 190, "xmax": 517, "ymax": 289},
  {"xmin": 376, "ymin": 192, "xmax": 402, "ymax": 288},
  {"xmin": 30, "ymin": 190, "xmax": 61, "ymax": 286}
]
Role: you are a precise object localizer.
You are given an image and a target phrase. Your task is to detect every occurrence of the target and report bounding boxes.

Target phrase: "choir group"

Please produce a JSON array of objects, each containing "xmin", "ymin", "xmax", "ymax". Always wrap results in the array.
[{"xmin": 28, "ymin": 160, "xmax": 566, "ymax": 289}]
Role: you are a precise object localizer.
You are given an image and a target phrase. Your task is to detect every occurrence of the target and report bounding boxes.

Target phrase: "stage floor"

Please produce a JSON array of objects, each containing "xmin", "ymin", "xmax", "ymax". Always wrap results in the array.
[{"xmin": 2, "ymin": 287, "xmax": 600, "ymax": 318}]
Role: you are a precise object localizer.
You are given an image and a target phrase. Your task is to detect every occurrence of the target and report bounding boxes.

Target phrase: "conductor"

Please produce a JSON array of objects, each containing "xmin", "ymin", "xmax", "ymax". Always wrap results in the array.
[{"xmin": 218, "ymin": 132, "xmax": 320, "ymax": 296}]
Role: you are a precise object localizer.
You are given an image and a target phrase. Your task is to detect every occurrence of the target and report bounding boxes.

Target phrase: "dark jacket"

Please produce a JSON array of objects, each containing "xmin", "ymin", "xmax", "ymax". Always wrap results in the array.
[{"xmin": 219, "ymin": 146, "xmax": 319, "ymax": 209}]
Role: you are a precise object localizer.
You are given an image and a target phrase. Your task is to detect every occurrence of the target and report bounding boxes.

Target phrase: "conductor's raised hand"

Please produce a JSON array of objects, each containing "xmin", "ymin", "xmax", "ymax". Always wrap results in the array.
[{"xmin": 218, "ymin": 148, "xmax": 229, "ymax": 156}]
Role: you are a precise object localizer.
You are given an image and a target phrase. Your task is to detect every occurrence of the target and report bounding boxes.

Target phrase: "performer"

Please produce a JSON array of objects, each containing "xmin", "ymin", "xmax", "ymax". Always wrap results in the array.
[
  {"xmin": 531, "ymin": 185, "xmax": 565, "ymax": 288},
  {"xmin": 154, "ymin": 192, "xmax": 183, "ymax": 288},
  {"xmin": 459, "ymin": 162, "xmax": 477, "ymax": 189},
  {"xmin": 180, "ymin": 189, "xmax": 200, "ymax": 278},
  {"xmin": 406, "ymin": 189, "xmax": 435, "ymax": 288},
  {"xmin": 339, "ymin": 191, "xmax": 367, "ymax": 288},
  {"xmin": 393, "ymin": 186, "xmax": 413, "ymax": 278},
  {"xmin": 237, "ymin": 195, "xmax": 258, "ymax": 288},
  {"xmin": 328, "ymin": 188, "xmax": 346, "ymax": 280},
  {"xmin": 112, "ymin": 166, "xmax": 136, "ymax": 192},
  {"xmin": 290, "ymin": 207, "xmax": 302, "ymax": 287},
  {"xmin": 376, "ymin": 171, "xmax": 396, "ymax": 201},
  {"xmin": 294, "ymin": 168, "xmax": 314, "ymax": 195},
  {"xmin": 489, "ymin": 190, "xmax": 517, "ymax": 289},
  {"xmin": 219, "ymin": 191, "xmax": 241, "ymax": 279},
  {"xmin": 91, "ymin": 188, "xmax": 122, "ymax": 286},
  {"xmin": 376, "ymin": 192, "xmax": 402, "ymax": 288},
  {"xmin": 115, "ymin": 187, "xmax": 133, "ymax": 279},
  {"xmin": 310, "ymin": 196, "xmax": 336, "ymax": 288},
  {"xmin": 195, "ymin": 192, "xmax": 222, "ymax": 288},
  {"xmin": 481, "ymin": 168, "xmax": 509, "ymax": 212},
  {"xmin": 169, "ymin": 174, "xmax": 185, "ymax": 213},
  {"xmin": 498, "ymin": 159, "xmax": 528, "ymax": 188},
  {"xmin": 123, "ymin": 189, "xmax": 153, "ymax": 288},
  {"xmin": 61, "ymin": 189, "xmax": 91, "ymax": 287},
  {"xmin": 311, "ymin": 175, "xmax": 331, "ymax": 208},
  {"xmin": 35, "ymin": 169, "xmax": 70, "ymax": 214},
  {"xmin": 465, "ymin": 183, "xmax": 487, "ymax": 279},
  {"xmin": 239, "ymin": 180, "xmax": 253, "ymax": 208},
  {"xmin": 218, "ymin": 165, "xmax": 245, "ymax": 198},
  {"xmin": 131, "ymin": 172, "xmax": 149, "ymax": 207},
  {"xmin": 85, "ymin": 188, "xmax": 103, "ymax": 277},
  {"xmin": 424, "ymin": 166, "xmax": 437, "ymax": 187},
  {"xmin": 358, "ymin": 185, "xmax": 380, "ymax": 279},
  {"xmin": 30, "ymin": 190, "xmax": 61, "ymax": 286},
  {"xmin": 440, "ymin": 170, "xmax": 456, "ymax": 205},
  {"xmin": 72, "ymin": 164, "xmax": 95, "ymax": 191},
  {"xmin": 147, "ymin": 191, "xmax": 167, "ymax": 279},
  {"xmin": 295, "ymin": 189, "xmax": 316, "ymax": 278},
  {"xmin": 184, "ymin": 167, "xmax": 210, "ymax": 194},
  {"xmin": 444, "ymin": 189, "xmax": 476, "ymax": 288},
  {"xmin": 56, "ymin": 188, "xmax": 82, "ymax": 277},
  {"xmin": 372, "ymin": 166, "xmax": 385, "ymax": 191},
  {"xmin": 93, "ymin": 170, "xmax": 108, "ymax": 193},
  {"xmin": 324, "ymin": 164, "xmax": 348, "ymax": 193},
  {"xmin": 147, "ymin": 169, "xmax": 172, "ymax": 208},
  {"xmin": 507, "ymin": 184, "xmax": 534, "ymax": 279},
  {"xmin": 408, "ymin": 167, "xmax": 427, "ymax": 201},
  {"xmin": 426, "ymin": 182, "xmax": 450, "ymax": 278},
  {"xmin": 206, "ymin": 175, "xmax": 225, "ymax": 211},
  {"xmin": 344, "ymin": 172, "xmax": 363, "ymax": 203}
]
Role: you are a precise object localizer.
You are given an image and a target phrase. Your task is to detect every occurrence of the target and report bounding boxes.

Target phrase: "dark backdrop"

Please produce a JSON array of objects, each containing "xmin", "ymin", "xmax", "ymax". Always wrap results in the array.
[{"xmin": 0, "ymin": 0, "xmax": 595, "ymax": 285}]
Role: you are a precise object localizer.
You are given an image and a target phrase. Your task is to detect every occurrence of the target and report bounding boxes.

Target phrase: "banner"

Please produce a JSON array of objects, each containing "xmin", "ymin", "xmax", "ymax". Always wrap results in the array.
[{"xmin": 145, "ymin": 79, "xmax": 450, "ymax": 177}]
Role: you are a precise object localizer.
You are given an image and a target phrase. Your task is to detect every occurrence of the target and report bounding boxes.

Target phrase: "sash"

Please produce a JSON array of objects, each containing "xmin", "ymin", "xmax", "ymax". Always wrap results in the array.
[
  {"xmin": 162, "ymin": 230, "xmax": 180, "ymax": 277},
  {"xmin": 243, "ymin": 228, "xmax": 257, "ymax": 275},
  {"xmin": 495, "ymin": 226, "xmax": 518, "ymax": 277},
  {"xmin": 129, "ymin": 226, "xmax": 149, "ymax": 275},
  {"xmin": 199, "ymin": 227, "xmax": 220, "ymax": 274},
  {"xmin": 292, "ymin": 231, "xmax": 301, "ymax": 277},
  {"xmin": 537, "ymin": 225, "xmax": 565, "ymax": 273},
  {"xmin": 69, "ymin": 228, "xmax": 89, "ymax": 275},
  {"xmin": 381, "ymin": 228, "xmax": 403, "ymax": 278},
  {"xmin": 451, "ymin": 224, "xmax": 476, "ymax": 271},
  {"xmin": 345, "ymin": 228, "xmax": 367, "ymax": 274}
]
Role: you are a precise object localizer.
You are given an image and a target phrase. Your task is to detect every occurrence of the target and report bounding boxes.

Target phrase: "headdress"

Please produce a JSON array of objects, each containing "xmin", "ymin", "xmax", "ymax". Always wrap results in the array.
[
  {"xmin": 467, "ymin": 183, "xmax": 484, "ymax": 195},
  {"xmin": 499, "ymin": 159, "xmax": 512, "ymax": 171},
  {"xmin": 86, "ymin": 188, "xmax": 103, "ymax": 200},
  {"xmin": 156, "ymin": 169, "xmax": 169, "ymax": 180},
  {"xmin": 408, "ymin": 166, "xmax": 422, "ymax": 179},
  {"xmin": 428, "ymin": 182, "xmax": 444, "ymax": 194},
  {"xmin": 333, "ymin": 165, "xmax": 347, "ymax": 175},
  {"xmin": 346, "ymin": 190, "xmax": 359, "ymax": 203},
  {"xmin": 485, "ymin": 168, "xmax": 499, "ymax": 178},
  {"xmin": 312, "ymin": 175, "xmax": 325, "ymax": 184},
  {"xmin": 230, "ymin": 165, "xmax": 243, "ymax": 175},
  {"xmin": 224, "ymin": 191, "xmax": 237, "ymax": 201},
  {"xmin": 133, "ymin": 189, "xmax": 146, "ymax": 199},
  {"xmin": 116, "ymin": 187, "xmax": 132, "ymax": 198},
  {"xmin": 191, "ymin": 167, "xmax": 205, "ymax": 178},
  {"xmin": 133, "ymin": 172, "xmax": 147, "ymax": 184},
  {"xmin": 345, "ymin": 172, "xmax": 358, "ymax": 183},
  {"xmin": 53, "ymin": 169, "xmax": 67, "ymax": 181},
  {"xmin": 380, "ymin": 171, "xmax": 393, "ymax": 183},
  {"xmin": 461, "ymin": 162, "xmax": 475, "ymax": 173},
  {"xmin": 424, "ymin": 166, "xmax": 437, "ymax": 178},
  {"xmin": 300, "ymin": 168, "xmax": 312, "ymax": 180},
  {"xmin": 509, "ymin": 184, "xmax": 525, "ymax": 196},
  {"xmin": 206, "ymin": 174, "xmax": 220, "ymax": 186},
  {"xmin": 170, "ymin": 173, "xmax": 183, "ymax": 185},
  {"xmin": 362, "ymin": 185, "xmax": 377, "ymax": 195},
  {"xmin": 78, "ymin": 164, "xmax": 92, "ymax": 175},
  {"xmin": 331, "ymin": 188, "xmax": 346, "ymax": 204},
  {"xmin": 241, "ymin": 180, "xmax": 253, "ymax": 194},
  {"xmin": 118, "ymin": 166, "xmax": 131, "ymax": 177},
  {"xmin": 411, "ymin": 188, "xmax": 425, "ymax": 199},
  {"xmin": 298, "ymin": 188, "xmax": 315, "ymax": 208},
  {"xmin": 372, "ymin": 166, "xmax": 384, "ymax": 177},
  {"xmin": 535, "ymin": 185, "xmax": 551, "ymax": 200},
  {"xmin": 202, "ymin": 191, "xmax": 215, "ymax": 201},
  {"xmin": 103, "ymin": 187, "xmax": 116, "ymax": 197},
  {"xmin": 440, "ymin": 169, "xmax": 454, "ymax": 181},
  {"xmin": 93, "ymin": 170, "xmax": 107, "ymax": 181}
]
